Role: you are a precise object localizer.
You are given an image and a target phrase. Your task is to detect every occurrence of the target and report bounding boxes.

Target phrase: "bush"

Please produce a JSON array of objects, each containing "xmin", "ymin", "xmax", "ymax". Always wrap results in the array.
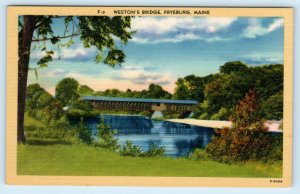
[
  {"xmin": 199, "ymin": 113, "xmax": 210, "ymax": 120},
  {"xmin": 120, "ymin": 140, "xmax": 143, "ymax": 157},
  {"xmin": 25, "ymin": 125, "xmax": 78, "ymax": 143},
  {"xmin": 24, "ymin": 113, "xmax": 80, "ymax": 143},
  {"xmin": 120, "ymin": 141, "xmax": 165, "ymax": 157},
  {"xmin": 76, "ymin": 118, "xmax": 93, "ymax": 145},
  {"xmin": 211, "ymin": 107, "xmax": 230, "ymax": 120},
  {"xmin": 96, "ymin": 119, "xmax": 119, "ymax": 151},
  {"xmin": 189, "ymin": 148, "xmax": 210, "ymax": 161},
  {"xmin": 206, "ymin": 89, "xmax": 283, "ymax": 163},
  {"xmin": 66, "ymin": 108, "xmax": 97, "ymax": 124},
  {"xmin": 206, "ymin": 129, "xmax": 281, "ymax": 163},
  {"xmin": 143, "ymin": 144, "xmax": 165, "ymax": 157}
]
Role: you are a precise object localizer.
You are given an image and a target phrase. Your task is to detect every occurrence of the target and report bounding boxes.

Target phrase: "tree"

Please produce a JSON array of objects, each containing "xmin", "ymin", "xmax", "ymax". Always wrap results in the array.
[
  {"xmin": 18, "ymin": 16, "xmax": 133, "ymax": 143},
  {"xmin": 230, "ymin": 88, "xmax": 265, "ymax": 129},
  {"xmin": 206, "ymin": 89, "xmax": 281, "ymax": 162},
  {"xmin": 26, "ymin": 83, "xmax": 54, "ymax": 112},
  {"xmin": 251, "ymin": 64, "xmax": 283, "ymax": 101},
  {"xmin": 173, "ymin": 75, "xmax": 205, "ymax": 101},
  {"xmin": 204, "ymin": 74, "xmax": 252, "ymax": 113},
  {"xmin": 261, "ymin": 91, "xmax": 283, "ymax": 120},
  {"xmin": 146, "ymin": 83, "xmax": 172, "ymax": 99},
  {"xmin": 26, "ymin": 83, "xmax": 64, "ymax": 123},
  {"xmin": 173, "ymin": 78, "xmax": 189, "ymax": 100},
  {"xmin": 78, "ymin": 85, "xmax": 94, "ymax": 96},
  {"xmin": 219, "ymin": 61, "xmax": 248, "ymax": 74},
  {"xmin": 55, "ymin": 78, "xmax": 80, "ymax": 106}
]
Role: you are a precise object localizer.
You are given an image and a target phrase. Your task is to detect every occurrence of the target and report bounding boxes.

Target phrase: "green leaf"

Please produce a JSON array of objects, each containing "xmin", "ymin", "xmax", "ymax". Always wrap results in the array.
[
  {"xmin": 50, "ymin": 36, "xmax": 60, "ymax": 44},
  {"xmin": 37, "ymin": 54, "xmax": 53, "ymax": 67},
  {"xmin": 64, "ymin": 16, "xmax": 73, "ymax": 24},
  {"xmin": 46, "ymin": 50, "xmax": 54, "ymax": 55},
  {"xmin": 104, "ymin": 49, "xmax": 125, "ymax": 66},
  {"xmin": 95, "ymin": 53, "xmax": 103, "ymax": 63}
]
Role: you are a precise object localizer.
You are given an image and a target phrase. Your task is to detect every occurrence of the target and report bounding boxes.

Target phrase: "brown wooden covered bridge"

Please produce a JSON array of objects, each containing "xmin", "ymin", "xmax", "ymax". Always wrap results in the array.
[{"xmin": 82, "ymin": 96, "xmax": 199, "ymax": 113}]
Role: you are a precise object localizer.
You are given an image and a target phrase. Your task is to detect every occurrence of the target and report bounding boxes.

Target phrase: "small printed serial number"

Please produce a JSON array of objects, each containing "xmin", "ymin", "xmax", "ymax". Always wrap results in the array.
[{"xmin": 270, "ymin": 180, "xmax": 283, "ymax": 183}]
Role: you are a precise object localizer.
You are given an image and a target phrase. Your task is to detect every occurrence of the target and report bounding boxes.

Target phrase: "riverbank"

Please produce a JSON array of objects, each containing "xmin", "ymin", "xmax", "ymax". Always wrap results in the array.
[
  {"xmin": 18, "ymin": 141, "xmax": 282, "ymax": 177},
  {"xmin": 167, "ymin": 119, "xmax": 232, "ymax": 129},
  {"xmin": 167, "ymin": 119, "xmax": 283, "ymax": 132}
]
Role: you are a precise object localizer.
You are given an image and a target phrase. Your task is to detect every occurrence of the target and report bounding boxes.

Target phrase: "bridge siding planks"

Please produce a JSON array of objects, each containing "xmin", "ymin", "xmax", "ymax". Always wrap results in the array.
[{"xmin": 88, "ymin": 99, "xmax": 197, "ymax": 112}]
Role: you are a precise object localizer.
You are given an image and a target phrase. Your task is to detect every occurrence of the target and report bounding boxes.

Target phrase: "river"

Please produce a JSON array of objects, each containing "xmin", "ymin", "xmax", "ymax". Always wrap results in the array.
[{"xmin": 86, "ymin": 114, "xmax": 214, "ymax": 157}]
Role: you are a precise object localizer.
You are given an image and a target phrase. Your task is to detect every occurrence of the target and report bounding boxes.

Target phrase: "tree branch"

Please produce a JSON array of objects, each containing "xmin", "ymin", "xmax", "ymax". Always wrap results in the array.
[
  {"xmin": 34, "ymin": 16, "xmax": 52, "ymax": 29},
  {"xmin": 31, "ymin": 33, "xmax": 80, "ymax": 42}
]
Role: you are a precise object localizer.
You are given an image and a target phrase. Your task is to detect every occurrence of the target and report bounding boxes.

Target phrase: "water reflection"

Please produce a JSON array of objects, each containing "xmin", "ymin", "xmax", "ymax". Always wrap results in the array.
[{"xmin": 86, "ymin": 114, "xmax": 214, "ymax": 157}]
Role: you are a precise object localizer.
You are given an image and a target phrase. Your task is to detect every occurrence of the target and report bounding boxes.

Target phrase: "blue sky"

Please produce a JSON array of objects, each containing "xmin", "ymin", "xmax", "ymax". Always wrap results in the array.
[{"xmin": 28, "ymin": 17, "xmax": 284, "ymax": 94}]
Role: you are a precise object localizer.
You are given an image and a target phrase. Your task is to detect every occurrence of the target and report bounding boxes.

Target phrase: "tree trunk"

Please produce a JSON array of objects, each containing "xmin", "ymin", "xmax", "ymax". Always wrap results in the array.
[{"xmin": 18, "ymin": 16, "xmax": 36, "ymax": 143}]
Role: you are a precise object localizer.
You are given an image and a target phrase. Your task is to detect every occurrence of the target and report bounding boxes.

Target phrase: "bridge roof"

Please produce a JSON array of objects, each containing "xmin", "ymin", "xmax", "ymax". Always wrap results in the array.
[{"xmin": 82, "ymin": 96, "xmax": 198, "ymax": 105}]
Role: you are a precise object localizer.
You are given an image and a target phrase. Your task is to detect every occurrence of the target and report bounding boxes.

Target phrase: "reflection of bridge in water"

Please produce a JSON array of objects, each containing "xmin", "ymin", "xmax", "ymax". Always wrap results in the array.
[{"xmin": 82, "ymin": 96, "xmax": 199, "ymax": 118}]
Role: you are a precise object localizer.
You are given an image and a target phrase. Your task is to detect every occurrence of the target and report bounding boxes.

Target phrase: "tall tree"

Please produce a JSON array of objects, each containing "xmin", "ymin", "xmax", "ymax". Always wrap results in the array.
[
  {"xmin": 219, "ymin": 61, "xmax": 248, "ymax": 74},
  {"xmin": 146, "ymin": 84, "xmax": 172, "ymax": 99},
  {"xmin": 55, "ymin": 78, "xmax": 80, "ymax": 106},
  {"xmin": 18, "ymin": 16, "xmax": 133, "ymax": 143},
  {"xmin": 204, "ymin": 74, "xmax": 252, "ymax": 113},
  {"xmin": 173, "ymin": 75, "xmax": 205, "ymax": 102}
]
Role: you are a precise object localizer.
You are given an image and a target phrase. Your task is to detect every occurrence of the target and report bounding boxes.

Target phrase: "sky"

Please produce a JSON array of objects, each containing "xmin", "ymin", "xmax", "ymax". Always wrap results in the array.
[{"xmin": 27, "ymin": 16, "xmax": 284, "ymax": 95}]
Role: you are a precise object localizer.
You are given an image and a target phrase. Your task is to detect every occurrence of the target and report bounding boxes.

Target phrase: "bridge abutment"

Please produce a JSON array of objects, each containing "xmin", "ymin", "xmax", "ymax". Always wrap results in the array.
[{"xmin": 151, "ymin": 110, "xmax": 164, "ymax": 119}]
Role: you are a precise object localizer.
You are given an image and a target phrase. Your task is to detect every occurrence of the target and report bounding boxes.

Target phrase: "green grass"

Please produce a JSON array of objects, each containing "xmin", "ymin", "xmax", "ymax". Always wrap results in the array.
[
  {"xmin": 24, "ymin": 113, "xmax": 45, "ymax": 129},
  {"xmin": 17, "ymin": 141, "xmax": 282, "ymax": 177},
  {"xmin": 20, "ymin": 113, "xmax": 282, "ymax": 177}
]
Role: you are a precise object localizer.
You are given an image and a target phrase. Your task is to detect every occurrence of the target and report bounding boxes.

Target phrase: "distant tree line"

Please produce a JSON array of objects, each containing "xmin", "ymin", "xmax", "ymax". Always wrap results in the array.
[
  {"xmin": 26, "ymin": 61, "xmax": 283, "ymax": 122},
  {"xmin": 26, "ymin": 78, "xmax": 173, "ymax": 124},
  {"xmin": 173, "ymin": 61, "xmax": 283, "ymax": 120},
  {"xmin": 80, "ymin": 83, "xmax": 172, "ymax": 99}
]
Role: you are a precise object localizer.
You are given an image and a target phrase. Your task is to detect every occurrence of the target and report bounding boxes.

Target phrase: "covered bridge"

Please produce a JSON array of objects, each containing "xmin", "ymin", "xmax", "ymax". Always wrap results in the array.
[{"xmin": 82, "ymin": 96, "xmax": 198, "ymax": 118}]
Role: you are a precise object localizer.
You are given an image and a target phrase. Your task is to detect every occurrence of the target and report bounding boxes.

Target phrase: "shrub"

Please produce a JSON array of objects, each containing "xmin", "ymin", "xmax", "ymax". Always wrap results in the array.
[
  {"xmin": 199, "ymin": 113, "xmax": 210, "ymax": 120},
  {"xmin": 189, "ymin": 148, "xmax": 210, "ymax": 161},
  {"xmin": 24, "ymin": 113, "xmax": 80, "ymax": 143},
  {"xmin": 143, "ymin": 144, "xmax": 165, "ymax": 157},
  {"xmin": 96, "ymin": 119, "xmax": 119, "ymax": 151},
  {"xmin": 120, "ymin": 141, "xmax": 165, "ymax": 157},
  {"xmin": 25, "ymin": 125, "xmax": 78, "ymax": 143},
  {"xmin": 206, "ymin": 89, "xmax": 283, "ymax": 163},
  {"xmin": 120, "ymin": 140, "xmax": 143, "ymax": 157},
  {"xmin": 66, "ymin": 108, "xmax": 97, "ymax": 124},
  {"xmin": 76, "ymin": 118, "xmax": 93, "ymax": 145},
  {"xmin": 211, "ymin": 107, "xmax": 230, "ymax": 120}
]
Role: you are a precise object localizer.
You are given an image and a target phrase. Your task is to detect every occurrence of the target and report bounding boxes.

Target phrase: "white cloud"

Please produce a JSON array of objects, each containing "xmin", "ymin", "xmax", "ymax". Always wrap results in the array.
[
  {"xmin": 132, "ymin": 32, "xmax": 200, "ymax": 44},
  {"xmin": 132, "ymin": 33, "xmax": 232, "ymax": 44},
  {"xmin": 114, "ymin": 66, "xmax": 176, "ymax": 88},
  {"xmin": 44, "ymin": 68, "xmax": 67, "ymax": 77},
  {"xmin": 40, "ymin": 65, "xmax": 176, "ymax": 94},
  {"xmin": 204, "ymin": 18, "xmax": 237, "ymax": 33},
  {"xmin": 241, "ymin": 51, "xmax": 283, "ymax": 64},
  {"xmin": 48, "ymin": 68, "xmax": 176, "ymax": 94},
  {"xmin": 268, "ymin": 18, "xmax": 284, "ymax": 32},
  {"xmin": 132, "ymin": 17, "xmax": 237, "ymax": 34},
  {"xmin": 242, "ymin": 18, "xmax": 284, "ymax": 38},
  {"xmin": 131, "ymin": 17, "xmax": 237, "ymax": 44},
  {"xmin": 205, "ymin": 36, "xmax": 232, "ymax": 42},
  {"xmin": 30, "ymin": 44, "xmax": 97, "ymax": 61}
]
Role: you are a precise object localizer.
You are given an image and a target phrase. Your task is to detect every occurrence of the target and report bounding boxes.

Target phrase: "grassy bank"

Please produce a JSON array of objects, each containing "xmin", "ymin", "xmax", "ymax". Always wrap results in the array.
[{"xmin": 18, "ymin": 141, "xmax": 282, "ymax": 177}]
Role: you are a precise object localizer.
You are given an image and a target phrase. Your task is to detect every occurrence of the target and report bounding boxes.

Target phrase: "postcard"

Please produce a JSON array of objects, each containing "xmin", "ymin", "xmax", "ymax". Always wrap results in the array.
[{"xmin": 6, "ymin": 6, "xmax": 293, "ymax": 187}]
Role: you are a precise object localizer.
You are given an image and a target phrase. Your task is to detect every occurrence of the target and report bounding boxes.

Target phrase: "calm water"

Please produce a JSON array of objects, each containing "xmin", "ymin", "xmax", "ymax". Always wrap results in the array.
[{"xmin": 86, "ymin": 114, "xmax": 214, "ymax": 157}]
